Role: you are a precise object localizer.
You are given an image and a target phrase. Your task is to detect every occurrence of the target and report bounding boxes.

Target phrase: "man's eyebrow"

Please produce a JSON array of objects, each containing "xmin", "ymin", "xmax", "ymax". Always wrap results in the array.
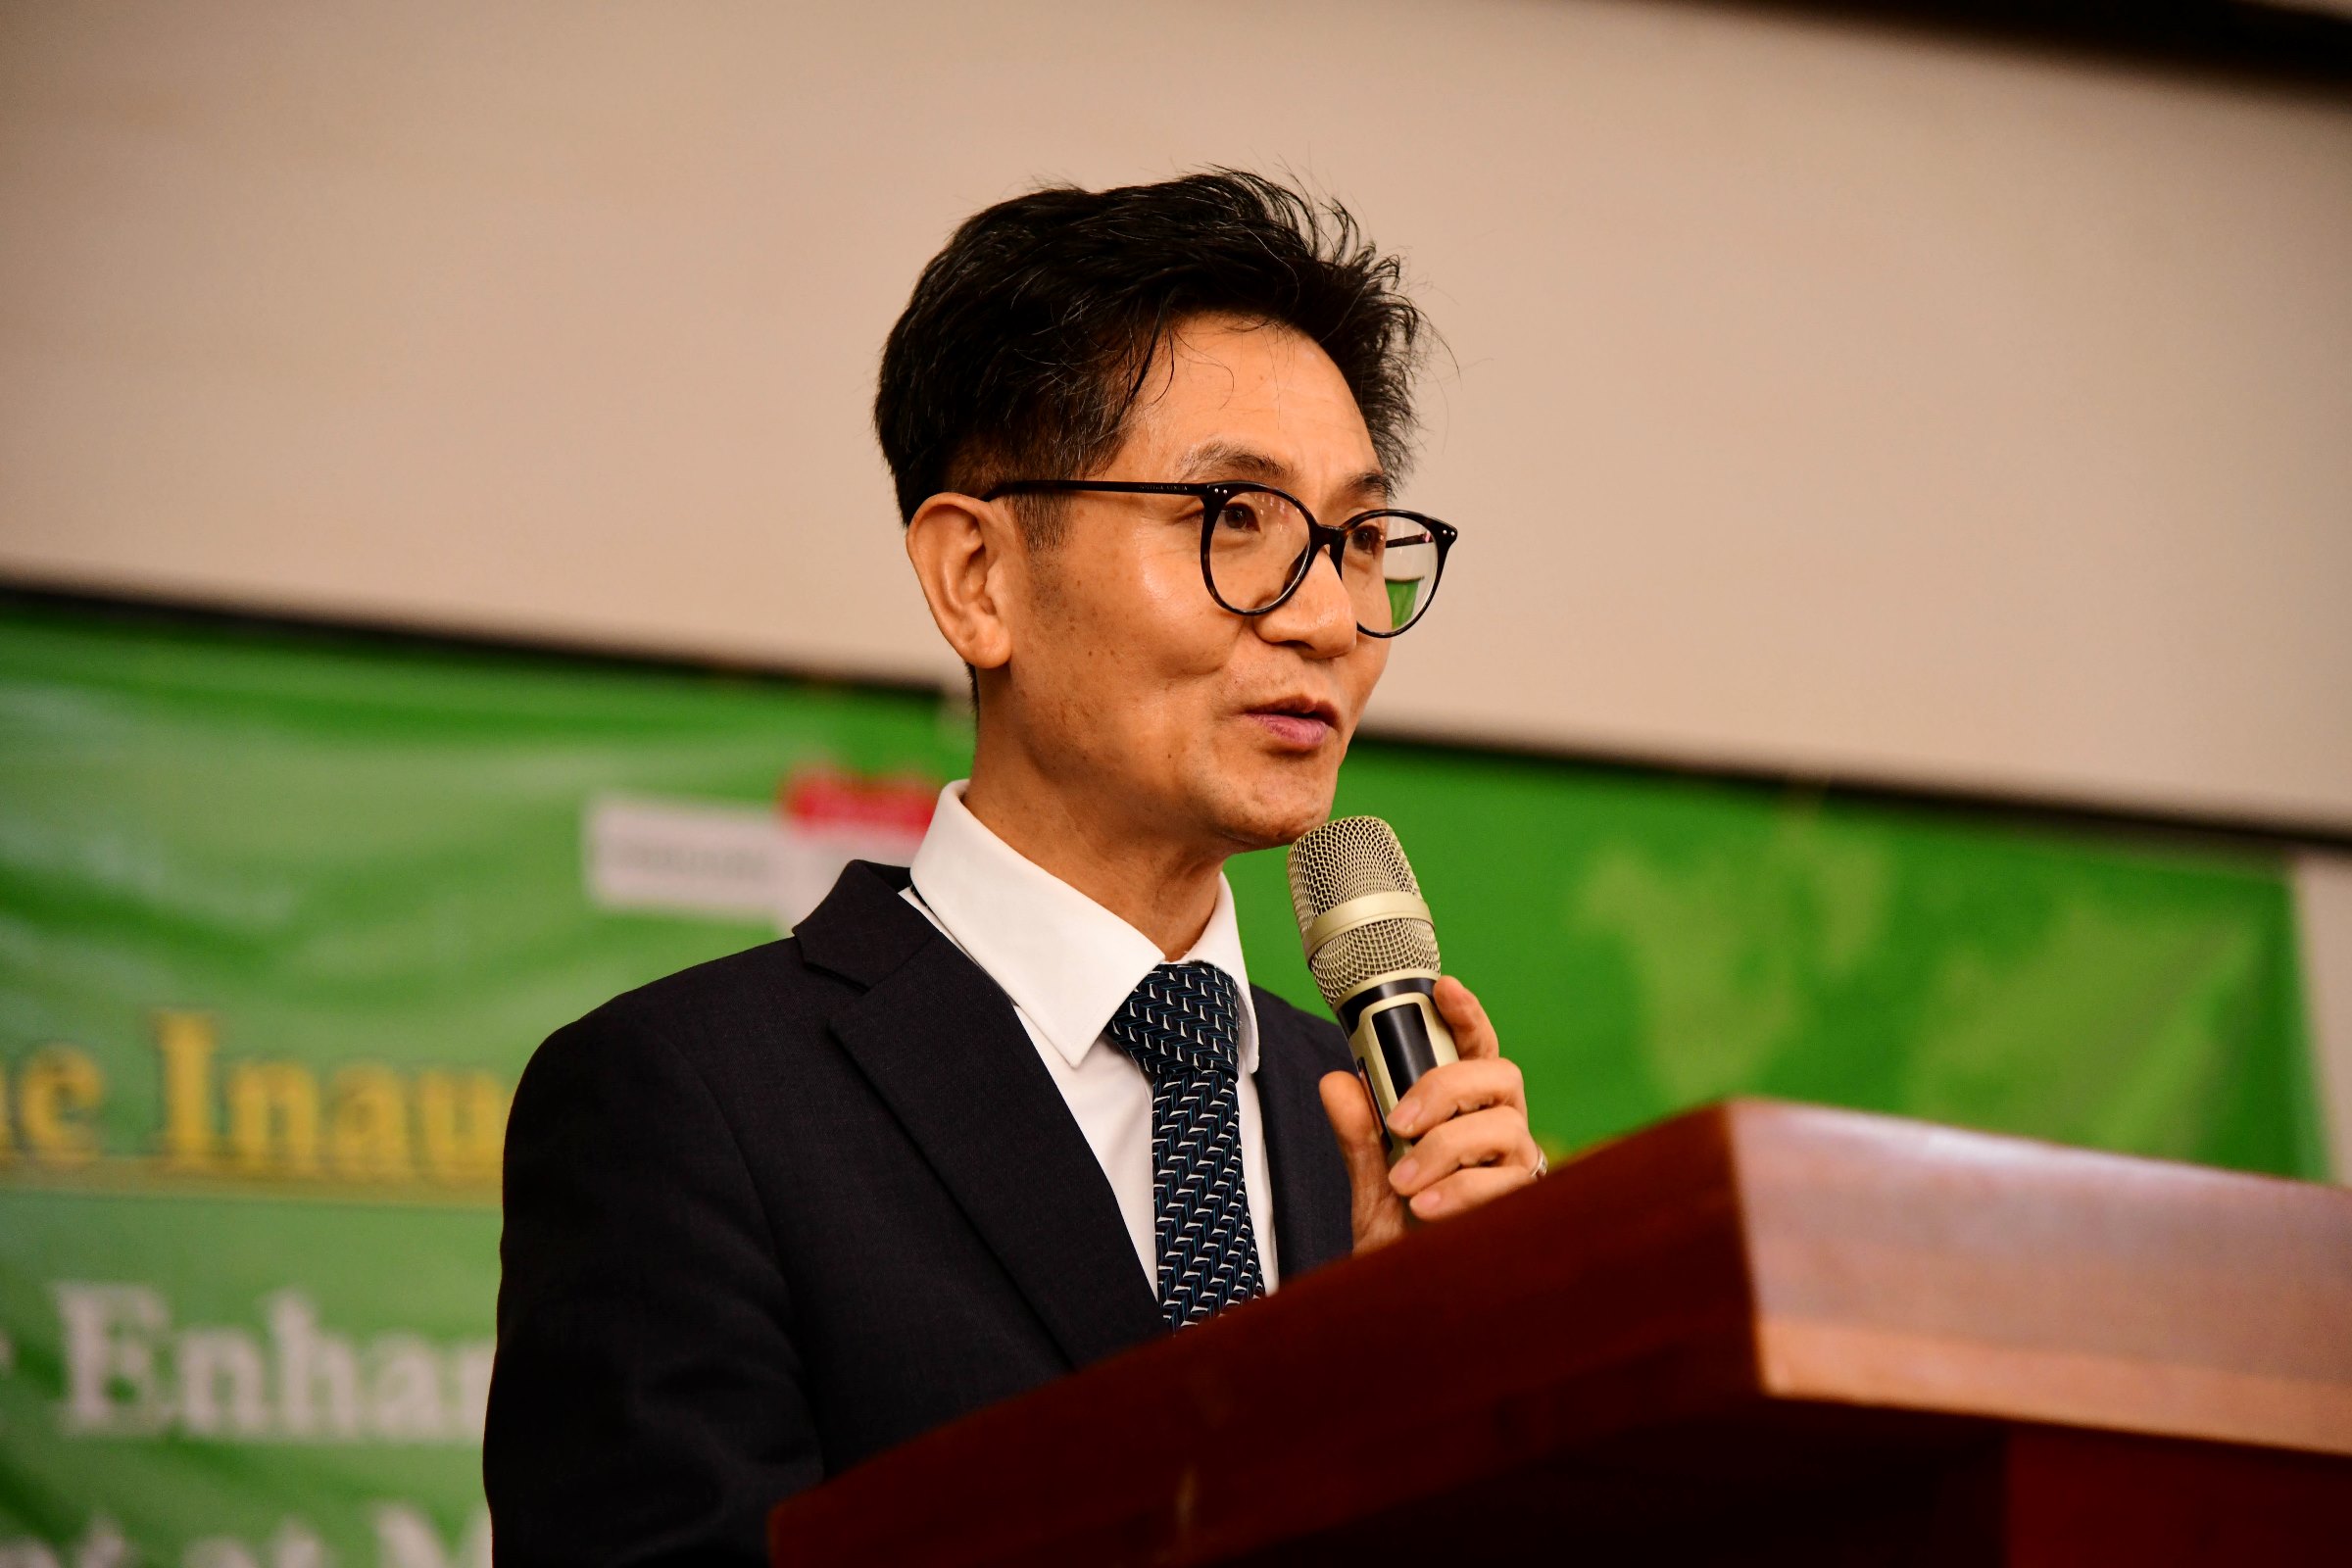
[
  {"xmin": 1173, "ymin": 441, "xmax": 1289, "ymax": 483},
  {"xmin": 1174, "ymin": 442, "xmax": 1393, "ymax": 500}
]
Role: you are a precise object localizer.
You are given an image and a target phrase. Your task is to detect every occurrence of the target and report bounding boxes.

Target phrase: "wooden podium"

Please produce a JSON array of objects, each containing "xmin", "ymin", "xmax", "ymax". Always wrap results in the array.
[{"xmin": 769, "ymin": 1101, "xmax": 2352, "ymax": 1564}]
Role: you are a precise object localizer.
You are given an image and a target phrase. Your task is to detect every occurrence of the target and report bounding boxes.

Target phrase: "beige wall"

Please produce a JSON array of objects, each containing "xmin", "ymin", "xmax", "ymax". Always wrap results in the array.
[{"xmin": 3, "ymin": 0, "xmax": 2349, "ymax": 829}]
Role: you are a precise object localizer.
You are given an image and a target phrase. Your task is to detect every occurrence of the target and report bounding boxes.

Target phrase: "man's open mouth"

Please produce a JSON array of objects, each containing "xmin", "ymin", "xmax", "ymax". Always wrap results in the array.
[{"xmin": 1247, "ymin": 699, "xmax": 1339, "ymax": 743}]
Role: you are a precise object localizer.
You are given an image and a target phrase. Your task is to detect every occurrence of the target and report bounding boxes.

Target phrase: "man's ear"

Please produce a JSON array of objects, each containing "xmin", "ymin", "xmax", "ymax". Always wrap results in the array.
[{"xmin": 905, "ymin": 493, "xmax": 1018, "ymax": 674}]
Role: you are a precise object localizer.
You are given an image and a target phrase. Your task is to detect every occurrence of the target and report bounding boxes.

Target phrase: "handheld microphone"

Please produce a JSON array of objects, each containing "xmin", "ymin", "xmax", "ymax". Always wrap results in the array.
[{"xmin": 1285, "ymin": 816, "xmax": 1459, "ymax": 1162}]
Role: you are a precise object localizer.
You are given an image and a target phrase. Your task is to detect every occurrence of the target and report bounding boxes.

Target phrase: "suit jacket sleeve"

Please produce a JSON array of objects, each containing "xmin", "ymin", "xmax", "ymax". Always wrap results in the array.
[{"xmin": 486, "ymin": 1002, "xmax": 818, "ymax": 1566}]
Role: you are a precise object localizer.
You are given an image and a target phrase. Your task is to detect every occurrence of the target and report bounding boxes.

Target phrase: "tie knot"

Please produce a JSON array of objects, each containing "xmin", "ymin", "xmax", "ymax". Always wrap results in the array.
[{"xmin": 1107, "ymin": 961, "xmax": 1242, "ymax": 1082}]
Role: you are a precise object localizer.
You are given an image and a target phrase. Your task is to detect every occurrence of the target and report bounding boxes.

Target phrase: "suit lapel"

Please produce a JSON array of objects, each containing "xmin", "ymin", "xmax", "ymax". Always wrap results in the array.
[
  {"xmin": 801, "ymin": 864, "xmax": 1164, "ymax": 1370},
  {"xmin": 1251, "ymin": 994, "xmax": 1356, "ymax": 1281}
]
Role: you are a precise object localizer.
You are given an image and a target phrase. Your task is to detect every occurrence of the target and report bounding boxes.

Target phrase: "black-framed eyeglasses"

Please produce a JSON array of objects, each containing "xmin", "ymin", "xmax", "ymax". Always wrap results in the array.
[{"xmin": 981, "ymin": 480, "xmax": 1458, "ymax": 638}]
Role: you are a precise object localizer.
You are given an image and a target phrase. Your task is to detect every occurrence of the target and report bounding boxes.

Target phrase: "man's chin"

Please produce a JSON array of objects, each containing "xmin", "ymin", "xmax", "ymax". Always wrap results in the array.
[{"xmin": 1208, "ymin": 775, "xmax": 1339, "ymax": 854}]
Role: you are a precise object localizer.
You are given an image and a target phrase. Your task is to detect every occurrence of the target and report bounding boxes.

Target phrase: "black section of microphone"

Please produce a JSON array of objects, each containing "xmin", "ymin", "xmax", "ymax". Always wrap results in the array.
[
  {"xmin": 1337, "ymin": 974, "xmax": 1435, "ymax": 1036},
  {"xmin": 1368, "ymin": 993, "xmax": 1444, "ymax": 1101}
]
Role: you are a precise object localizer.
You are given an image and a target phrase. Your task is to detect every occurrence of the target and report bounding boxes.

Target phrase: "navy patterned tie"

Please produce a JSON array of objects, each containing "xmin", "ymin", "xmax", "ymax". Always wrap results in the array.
[{"xmin": 1105, "ymin": 961, "xmax": 1266, "ymax": 1329}]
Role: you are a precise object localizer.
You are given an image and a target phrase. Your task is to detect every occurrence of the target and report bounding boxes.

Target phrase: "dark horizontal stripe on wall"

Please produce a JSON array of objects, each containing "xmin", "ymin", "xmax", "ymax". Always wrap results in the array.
[
  {"xmin": 6, "ymin": 577, "xmax": 2348, "ymax": 858},
  {"xmin": 1694, "ymin": 0, "xmax": 2352, "ymax": 94}
]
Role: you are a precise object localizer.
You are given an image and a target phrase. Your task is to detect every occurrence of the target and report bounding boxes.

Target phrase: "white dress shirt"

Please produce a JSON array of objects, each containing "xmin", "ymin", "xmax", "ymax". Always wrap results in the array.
[{"xmin": 902, "ymin": 781, "xmax": 1280, "ymax": 1293}]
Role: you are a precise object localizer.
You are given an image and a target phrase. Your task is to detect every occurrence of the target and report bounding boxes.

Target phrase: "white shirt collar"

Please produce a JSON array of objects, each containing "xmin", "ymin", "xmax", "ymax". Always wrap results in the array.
[{"xmin": 907, "ymin": 781, "xmax": 1259, "ymax": 1074}]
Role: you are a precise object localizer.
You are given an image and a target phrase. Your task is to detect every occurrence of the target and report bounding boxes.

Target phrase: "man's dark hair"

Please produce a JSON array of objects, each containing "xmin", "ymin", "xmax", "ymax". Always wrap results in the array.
[{"xmin": 874, "ymin": 170, "xmax": 1430, "ymax": 535}]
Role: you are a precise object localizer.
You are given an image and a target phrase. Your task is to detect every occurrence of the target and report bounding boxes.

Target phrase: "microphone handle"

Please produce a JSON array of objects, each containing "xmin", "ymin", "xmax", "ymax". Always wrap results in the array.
[{"xmin": 1339, "ymin": 976, "xmax": 1459, "ymax": 1162}]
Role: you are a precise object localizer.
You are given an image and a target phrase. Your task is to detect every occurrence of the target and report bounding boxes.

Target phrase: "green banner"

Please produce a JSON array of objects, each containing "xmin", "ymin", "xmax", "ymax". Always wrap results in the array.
[{"xmin": 0, "ymin": 599, "xmax": 2319, "ymax": 1559}]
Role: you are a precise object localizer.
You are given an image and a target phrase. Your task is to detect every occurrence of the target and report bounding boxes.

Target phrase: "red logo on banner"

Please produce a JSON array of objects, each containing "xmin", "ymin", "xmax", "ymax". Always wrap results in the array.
[{"xmin": 777, "ymin": 768, "xmax": 938, "ymax": 838}]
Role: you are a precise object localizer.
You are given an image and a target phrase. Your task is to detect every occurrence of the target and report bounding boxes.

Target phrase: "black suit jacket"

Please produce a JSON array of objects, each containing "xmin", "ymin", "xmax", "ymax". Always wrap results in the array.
[{"xmin": 485, "ymin": 860, "xmax": 1355, "ymax": 1566}]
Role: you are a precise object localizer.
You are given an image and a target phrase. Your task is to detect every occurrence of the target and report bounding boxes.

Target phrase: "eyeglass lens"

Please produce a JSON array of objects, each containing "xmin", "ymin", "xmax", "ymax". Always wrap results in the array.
[{"xmin": 1203, "ymin": 490, "xmax": 1440, "ymax": 633}]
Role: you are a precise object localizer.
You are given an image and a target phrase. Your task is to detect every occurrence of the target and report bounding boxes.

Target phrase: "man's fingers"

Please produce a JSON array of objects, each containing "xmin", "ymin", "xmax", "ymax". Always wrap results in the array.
[
  {"xmin": 1320, "ymin": 1066, "xmax": 1379, "ymax": 1142},
  {"xmin": 1387, "ymin": 1105, "xmax": 1539, "ymax": 1198},
  {"xmin": 1388, "ymin": 1055, "xmax": 1525, "ymax": 1140},
  {"xmin": 1319, "ymin": 1070, "xmax": 1406, "ymax": 1251},
  {"xmin": 1434, "ymin": 976, "xmax": 1498, "ymax": 1060},
  {"xmin": 1406, "ymin": 1161, "xmax": 1533, "ymax": 1220},
  {"xmin": 1359, "ymin": 981, "xmax": 1538, "ymax": 1233}
]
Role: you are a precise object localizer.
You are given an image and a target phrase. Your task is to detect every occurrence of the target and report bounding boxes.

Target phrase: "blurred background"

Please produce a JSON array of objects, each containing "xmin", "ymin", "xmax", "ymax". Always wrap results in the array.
[{"xmin": 3, "ymin": 0, "xmax": 2349, "ymax": 1558}]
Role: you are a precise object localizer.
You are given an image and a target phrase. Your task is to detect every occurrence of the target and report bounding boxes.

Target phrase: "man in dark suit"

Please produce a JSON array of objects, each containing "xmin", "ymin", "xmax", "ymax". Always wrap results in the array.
[{"xmin": 485, "ymin": 171, "xmax": 1541, "ymax": 1565}]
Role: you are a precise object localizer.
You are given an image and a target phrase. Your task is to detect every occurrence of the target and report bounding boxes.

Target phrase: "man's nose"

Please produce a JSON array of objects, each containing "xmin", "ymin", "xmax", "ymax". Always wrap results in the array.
[{"xmin": 1255, "ymin": 546, "xmax": 1356, "ymax": 656}]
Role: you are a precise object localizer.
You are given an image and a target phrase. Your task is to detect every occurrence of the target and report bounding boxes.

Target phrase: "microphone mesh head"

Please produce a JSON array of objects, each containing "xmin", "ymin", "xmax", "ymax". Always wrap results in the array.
[{"xmin": 1286, "ymin": 816, "xmax": 1442, "ymax": 1008}]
